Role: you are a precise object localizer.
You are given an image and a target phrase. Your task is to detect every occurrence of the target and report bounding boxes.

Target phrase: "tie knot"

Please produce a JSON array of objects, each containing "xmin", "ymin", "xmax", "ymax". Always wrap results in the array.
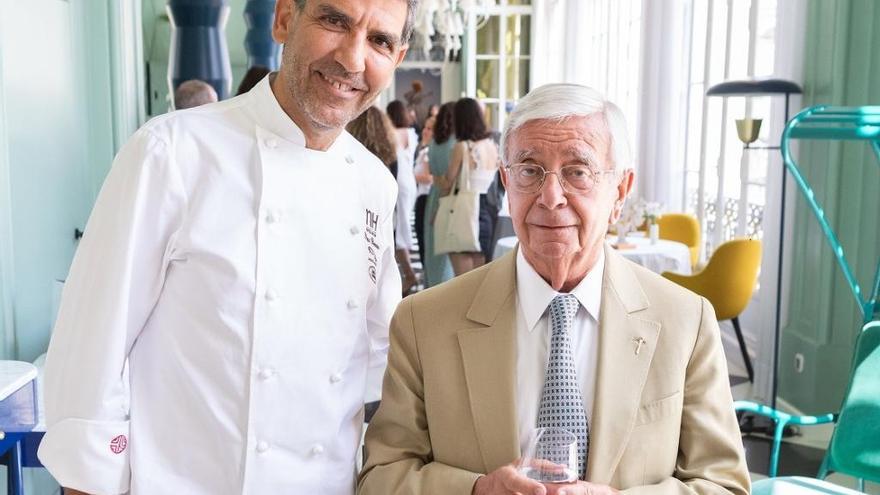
[{"xmin": 549, "ymin": 294, "xmax": 579, "ymax": 335}]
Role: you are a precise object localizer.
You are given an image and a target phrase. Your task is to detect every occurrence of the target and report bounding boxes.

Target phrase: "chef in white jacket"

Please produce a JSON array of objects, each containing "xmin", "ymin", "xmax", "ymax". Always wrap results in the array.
[{"xmin": 37, "ymin": 1, "xmax": 415, "ymax": 494}]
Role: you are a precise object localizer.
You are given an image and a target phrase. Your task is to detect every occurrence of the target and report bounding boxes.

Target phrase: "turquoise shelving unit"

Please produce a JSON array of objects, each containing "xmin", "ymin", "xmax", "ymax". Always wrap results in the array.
[
  {"xmin": 781, "ymin": 105, "xmax": 880, "ymax": 325},
  {"xmin": 735, "ymin": 105, "xmax": 880, "ymax": 490}
]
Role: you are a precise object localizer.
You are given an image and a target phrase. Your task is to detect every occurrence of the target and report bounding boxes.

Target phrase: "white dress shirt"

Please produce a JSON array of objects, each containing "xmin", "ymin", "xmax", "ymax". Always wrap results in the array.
[
  {"xmin": 37, "ymin": 75, "xmax": 401, "ymax": 495},
  {"xmin": 515, "ymin": 247, "xmax": 605, "ymax": 455}
]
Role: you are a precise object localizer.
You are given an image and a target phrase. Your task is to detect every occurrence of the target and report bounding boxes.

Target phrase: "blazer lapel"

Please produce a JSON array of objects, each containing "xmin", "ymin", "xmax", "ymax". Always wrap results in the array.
[
  {"xmin": 457, "ymin": 249, "xmax": 521, "ymax": 472},
  {"xmin": 587, "ymin": 245, "xmax": 661, "ymax": 483}
]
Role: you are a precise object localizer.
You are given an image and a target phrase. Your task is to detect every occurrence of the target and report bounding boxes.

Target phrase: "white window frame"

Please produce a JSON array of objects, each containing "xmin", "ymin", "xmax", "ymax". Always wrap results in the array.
[
  {"xmin": 684, "ymin": 0, "xmax": 777, "ymax": 254},
  {"xmin": 466, "ymin": 1, "xmax": 535, "ymax": 131}
]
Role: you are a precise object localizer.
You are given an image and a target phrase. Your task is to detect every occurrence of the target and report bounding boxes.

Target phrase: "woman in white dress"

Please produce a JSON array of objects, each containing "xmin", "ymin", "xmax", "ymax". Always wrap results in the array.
[{"xmin": 386, "ymin": 100, "xmax": 419, "ymax": 293}]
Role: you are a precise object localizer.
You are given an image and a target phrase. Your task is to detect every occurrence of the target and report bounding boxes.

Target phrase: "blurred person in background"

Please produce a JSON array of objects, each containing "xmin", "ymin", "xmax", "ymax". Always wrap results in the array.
[
  {"xmin": 423, "ymin": 102, "xmax": 456, "ymax": 287},
  {"xmin": 387, "ymin": 99, "xmax": 419, "ymax": 294},
  {"xmin": 412, "ymin": 113, "xmax": 435, "ymax": 271},
  {"xmin": 236, "ymin": 65, "xmax": 271, "ymax": 96},
  {"xmin": 173, "ymin": 79, "xmax": 218, "ymax": 109},
  {"xmin": 439, "ymin": 97, "xmax": 500, "ymax": 275},
  {"xmin": 347, "ymin": 106, "xmax": 399, "ymax": 179}
]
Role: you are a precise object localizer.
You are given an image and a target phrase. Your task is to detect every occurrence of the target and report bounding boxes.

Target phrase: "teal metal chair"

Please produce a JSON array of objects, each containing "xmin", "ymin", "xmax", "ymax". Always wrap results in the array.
[
  {"xmin": 735, "ymin": 106, "xmax": 880, "ymax": 494},
  {"xmin": 736, "ymin": 320, "xmax": 880, "ymax": 492}
]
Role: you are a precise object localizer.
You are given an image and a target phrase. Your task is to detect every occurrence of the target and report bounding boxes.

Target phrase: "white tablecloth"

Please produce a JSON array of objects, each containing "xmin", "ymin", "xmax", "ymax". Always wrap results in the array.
[{"xmin": 493, "ymin": 235, "xmax": 692, "ymax": 275}]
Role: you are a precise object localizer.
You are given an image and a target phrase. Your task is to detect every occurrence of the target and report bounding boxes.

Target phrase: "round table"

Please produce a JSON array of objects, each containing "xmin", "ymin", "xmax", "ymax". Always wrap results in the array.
[{"xmin": 493, "ymin": 235, "xmax": 692, "ymax": 275}]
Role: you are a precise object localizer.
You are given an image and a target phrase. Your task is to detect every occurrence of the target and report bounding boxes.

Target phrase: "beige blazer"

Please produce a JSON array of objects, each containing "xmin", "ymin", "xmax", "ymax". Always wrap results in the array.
[{"xmin": 359, "ymin": 245, "xmax": 750, "ymax": 494}]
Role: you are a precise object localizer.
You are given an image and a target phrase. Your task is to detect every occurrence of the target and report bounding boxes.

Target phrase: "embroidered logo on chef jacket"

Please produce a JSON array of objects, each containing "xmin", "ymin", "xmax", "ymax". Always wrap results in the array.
[
  {"xmin": 365, "ymin": 209, "xmax": 380, "ymax": 283},
  {"xmin": 110, "ymin": 435, "xmax": 128, "ymax": 454}
]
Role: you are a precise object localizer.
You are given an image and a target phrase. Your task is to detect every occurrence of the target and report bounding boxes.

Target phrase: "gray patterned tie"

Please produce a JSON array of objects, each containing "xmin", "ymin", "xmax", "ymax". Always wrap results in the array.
[{"xmin": 537, "ymin": 294, "xmax": 589, "ymax": 480}]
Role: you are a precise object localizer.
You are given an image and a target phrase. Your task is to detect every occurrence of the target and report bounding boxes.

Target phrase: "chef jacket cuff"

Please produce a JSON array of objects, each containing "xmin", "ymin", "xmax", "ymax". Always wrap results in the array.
[{"xmin": 38, "ymin": 418, "xmax": 131, "ymax": 494}]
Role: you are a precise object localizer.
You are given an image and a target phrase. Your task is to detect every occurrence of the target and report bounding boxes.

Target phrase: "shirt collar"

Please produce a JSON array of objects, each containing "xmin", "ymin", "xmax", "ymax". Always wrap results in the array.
[
  {"xmin": 248, "ymin": 72, "xmax": 350, "ymax": 155},
  {"xmin": 515, "ymin": 245, "xmax": 605, "ymax": 332}
]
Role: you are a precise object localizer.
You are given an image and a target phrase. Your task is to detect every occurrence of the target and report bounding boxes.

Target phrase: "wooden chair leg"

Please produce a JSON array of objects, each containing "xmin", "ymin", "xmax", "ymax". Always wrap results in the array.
[{"xmin": 731, "ymin": 317, "xmax": 754, "ymax": 383}]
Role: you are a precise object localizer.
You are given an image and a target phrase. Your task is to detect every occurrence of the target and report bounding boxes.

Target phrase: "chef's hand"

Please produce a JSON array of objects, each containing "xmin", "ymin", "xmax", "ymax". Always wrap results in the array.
[
  {"xmin": 472, "ymin": 463, "xmax": 547, "ymax": 495},
  {"xmin": 542, "ymin": 481, "xmax": 620, "ymax": 495}
]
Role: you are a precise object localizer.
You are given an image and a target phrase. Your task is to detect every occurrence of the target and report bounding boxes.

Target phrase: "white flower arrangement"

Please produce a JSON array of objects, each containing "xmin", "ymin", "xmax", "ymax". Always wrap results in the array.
[
  {"xmin": 614, "ymin": 199, "xmax": 664, "ymax": 238},
  {"xmin": 643, "ymin": 201, "xmax": 663, "ymax": 225}
]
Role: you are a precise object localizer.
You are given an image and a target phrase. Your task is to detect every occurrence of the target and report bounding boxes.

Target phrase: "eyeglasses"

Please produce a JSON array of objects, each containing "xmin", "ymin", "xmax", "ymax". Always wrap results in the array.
[{"xmin": 505, "ymin": 163, "xmax": 617, "ymax": 194}]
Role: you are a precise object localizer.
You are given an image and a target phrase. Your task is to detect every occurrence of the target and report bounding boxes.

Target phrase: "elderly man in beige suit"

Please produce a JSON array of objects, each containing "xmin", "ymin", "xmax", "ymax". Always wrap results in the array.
[{"xmin": 358, "ymin": 84, "xmax": 750, "ymax": 495}]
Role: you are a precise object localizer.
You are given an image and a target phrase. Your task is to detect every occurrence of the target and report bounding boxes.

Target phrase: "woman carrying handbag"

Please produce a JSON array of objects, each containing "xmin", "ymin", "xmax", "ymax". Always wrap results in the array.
[{"xmin": 435, "ymin": 98, "xmax": 499, "ymax": 276}]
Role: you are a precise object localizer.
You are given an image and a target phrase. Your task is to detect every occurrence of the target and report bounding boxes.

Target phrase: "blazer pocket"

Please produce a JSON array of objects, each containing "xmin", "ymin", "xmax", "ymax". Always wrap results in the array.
[{"xmin": 635, "ymin": 391, "xmax": 682, "ymax": 425}]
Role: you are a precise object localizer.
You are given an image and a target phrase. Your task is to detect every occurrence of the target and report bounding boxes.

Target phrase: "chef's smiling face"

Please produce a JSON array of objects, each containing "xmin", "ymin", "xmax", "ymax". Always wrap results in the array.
[{"xmin": 272, "ymin": 0, "xmax": 409, "ymax": 140}]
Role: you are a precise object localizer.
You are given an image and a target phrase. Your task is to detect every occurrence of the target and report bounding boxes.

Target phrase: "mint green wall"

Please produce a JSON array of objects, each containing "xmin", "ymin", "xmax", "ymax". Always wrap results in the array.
[
  {"xmin": 0, "ymin": 0, "xmax": 138, "ymax": 491},
  {"xmin": 0, "ymin": 0, "xmax": 266, "ymax": 363},
  {"xmin": 779, "ymin": 0, "xmax": 880, "ymax": 412},
  {"xmin": 0, "ymin": 0, "xmax": 117, "ymax": 364},
  {"xmin": 143, "ymin": 0, "xmax": 253, "ymax": 117},
  {"xmin": 0, "ymin": 0, "xmax": 120, "ymax": 489}
]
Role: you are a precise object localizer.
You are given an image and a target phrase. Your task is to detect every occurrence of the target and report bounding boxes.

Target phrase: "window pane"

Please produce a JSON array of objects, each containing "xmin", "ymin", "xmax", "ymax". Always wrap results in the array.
[
  {"xmin": 727, "ymin": 0, "xmax": 751, "ymax": 79},
  {"xmin": 505, "ymin": 58, "xmax": 530, "ymax": 100},
  {"xmin": 755, "ymin": 0, "xmax": 778, "ymax": 76},
  {"xmin": 505, "ymin": 14, "xmax": 531, "ymax": 57},
  {"xmin": 476, "ymin": 15, "xmax": 500, "ymax": 55},
  {"xmin": 746, "ymin": 184, "xmax": 766, "ymax": 239},
  {"xmin": 476, "ymin": 59, "xmax": 499, "ymax": 98},
  {"xmin": 482, "ymin": 102, "xmax": 500, "ymax": 131}
]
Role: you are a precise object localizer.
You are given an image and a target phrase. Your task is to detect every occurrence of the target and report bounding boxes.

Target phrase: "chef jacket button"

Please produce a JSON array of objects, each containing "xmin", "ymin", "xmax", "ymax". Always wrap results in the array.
[
  {"xmin": 310, "ymin": 444, "xmax": 325, "ymax": 456},
  {"xmin": 265, "ymin": 289, "xmax": 278, "ymax": 302},
  {"xmin": 265, "ymin": 138, "xmax": 278, "ymax": 149},
  {"xmin": 346, "ymin": 299, "xmax": 358, "ymax": 310},
  {"xmin": 349, "ymin": 225, "xmax": 359, "ymax": 236},
  {"xmin": 258, "ymin": 368, "xmax": 275, "ymax": 380},
  {"xmin": 265, "ymin": 210, "xmax": 281, "ymax": 224},
  {"xmin": 329, "ymin": 373, "xmax": 342, "ymax": 384},
  {"xmin": 256, "ymin": 441, "xmax": 270, "ymax": 453},
  {"xmin": 345, "ymin": 155, "xmax": 355, "ymax": 164}
]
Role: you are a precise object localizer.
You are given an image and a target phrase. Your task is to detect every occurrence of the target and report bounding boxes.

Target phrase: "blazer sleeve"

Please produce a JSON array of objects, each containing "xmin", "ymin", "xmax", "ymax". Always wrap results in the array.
[
  {"xmin": 622, "ymin": 297, "xmax": 751, "ymax": 495},
  {"xmin": 358, "ymin": 297, "xmax": 483, "ymax": 495}
]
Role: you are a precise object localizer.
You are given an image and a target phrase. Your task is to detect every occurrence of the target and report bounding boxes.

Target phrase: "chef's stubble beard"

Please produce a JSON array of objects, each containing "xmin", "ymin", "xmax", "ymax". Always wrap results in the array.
[{"xmin": 282, "ymin": 46, "xmax": 372, "ymax": 131}]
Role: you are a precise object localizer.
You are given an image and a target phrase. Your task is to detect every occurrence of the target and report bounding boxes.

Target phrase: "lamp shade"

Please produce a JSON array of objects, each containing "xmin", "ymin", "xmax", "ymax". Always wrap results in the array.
[{"xmin": 707, "ymin": 78, "xmax": 803, "ymax": 96}]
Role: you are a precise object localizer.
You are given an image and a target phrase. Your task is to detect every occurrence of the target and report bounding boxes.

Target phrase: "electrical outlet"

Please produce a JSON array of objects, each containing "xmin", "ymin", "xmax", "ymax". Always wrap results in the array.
[{"xmin": 794, "ymin": 353, "xmax": 805, "ymax": 373}]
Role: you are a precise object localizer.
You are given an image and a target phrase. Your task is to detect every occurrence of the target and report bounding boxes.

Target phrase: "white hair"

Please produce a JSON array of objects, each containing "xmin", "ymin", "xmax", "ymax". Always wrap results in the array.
[{"xmin": 500, "ymin": 83, "xmax": 633, "ymax": 172}]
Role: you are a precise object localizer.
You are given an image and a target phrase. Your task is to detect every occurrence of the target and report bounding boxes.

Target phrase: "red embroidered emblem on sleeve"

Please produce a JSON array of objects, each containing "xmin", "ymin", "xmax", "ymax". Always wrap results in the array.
[{"xmin": 110, "ymin": 435, "xmax": 128, "ymax": 454}]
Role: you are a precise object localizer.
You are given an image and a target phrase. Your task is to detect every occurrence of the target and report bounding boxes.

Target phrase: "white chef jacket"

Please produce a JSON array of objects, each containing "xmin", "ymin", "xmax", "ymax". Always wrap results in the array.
[
  {"xmin": 514, "ymin": 247, "xmax": 604, "ymax": 455},
  {"xmin": 37, "ymin": 75, "xmax": 402, "ymax": 495}
]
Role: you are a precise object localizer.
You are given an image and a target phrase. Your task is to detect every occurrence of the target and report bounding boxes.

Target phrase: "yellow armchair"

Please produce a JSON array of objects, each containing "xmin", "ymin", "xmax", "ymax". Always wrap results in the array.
[
  {"xmin": 657, "ymin": 213, "xmax": 701, "ymax": 267},
  {"xmin": 662, "ymin": 238, "xmax": 762, "ymax": 382}
]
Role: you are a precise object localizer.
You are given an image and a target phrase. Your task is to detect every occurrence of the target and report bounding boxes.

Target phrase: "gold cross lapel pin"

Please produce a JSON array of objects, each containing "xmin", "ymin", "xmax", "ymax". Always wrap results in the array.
[{"xmin": 632, "ymin": 337, "xmax": 647, "ymax": 356}]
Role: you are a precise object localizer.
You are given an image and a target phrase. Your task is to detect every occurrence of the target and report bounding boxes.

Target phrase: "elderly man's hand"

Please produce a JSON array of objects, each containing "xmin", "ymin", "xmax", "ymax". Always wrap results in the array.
[
  {"xmin": 542, "ymin": 481, "xmax": 620, "ymax": 495},
  {"xmin": 472, "ymin": 463, "xmax": 548, "ymax": 495}
]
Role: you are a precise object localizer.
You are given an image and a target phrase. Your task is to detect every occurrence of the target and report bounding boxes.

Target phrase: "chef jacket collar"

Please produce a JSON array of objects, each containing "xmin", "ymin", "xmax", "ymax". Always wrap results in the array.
[{"xmin": 250, "ymin": 72, "xmax": 351, "ymax": 155}]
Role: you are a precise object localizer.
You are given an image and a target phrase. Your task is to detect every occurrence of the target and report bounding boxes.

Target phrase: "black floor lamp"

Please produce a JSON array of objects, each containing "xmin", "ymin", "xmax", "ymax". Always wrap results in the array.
[{"xmin": 706, "ymin": 78, "xmax": 802, "ymax": 435}]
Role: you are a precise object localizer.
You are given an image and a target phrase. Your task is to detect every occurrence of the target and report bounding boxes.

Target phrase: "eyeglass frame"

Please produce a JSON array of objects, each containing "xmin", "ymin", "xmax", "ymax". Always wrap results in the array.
[{"xmin": 503, "ymin": 162, "xmax": 620, "ymax": 195}]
